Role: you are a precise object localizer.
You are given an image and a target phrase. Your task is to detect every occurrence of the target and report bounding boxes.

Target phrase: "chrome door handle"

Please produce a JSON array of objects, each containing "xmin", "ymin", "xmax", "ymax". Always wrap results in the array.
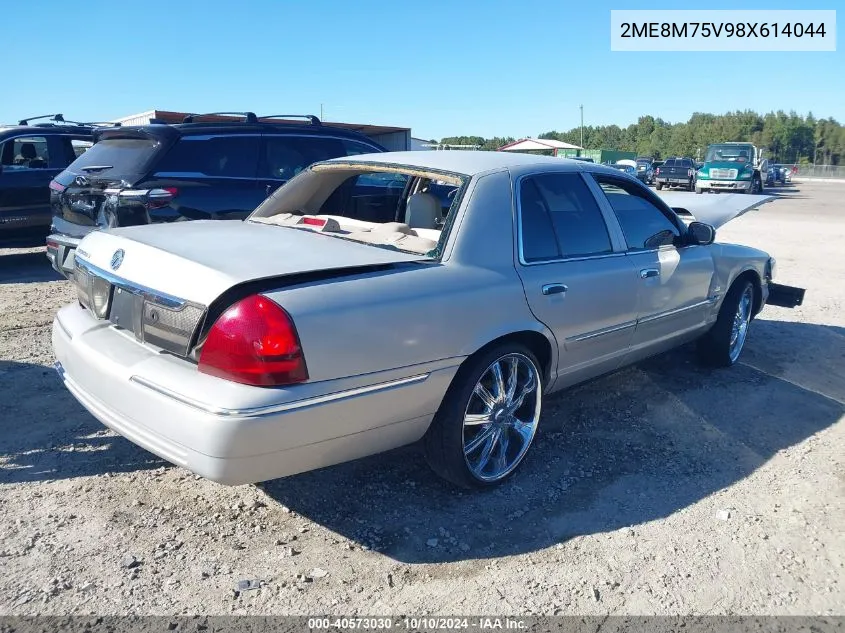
[
  {"xmin": 640, "ymin": 268, "xmax": 660, "ymax": 279},
  {"xmin": 542, "ymin": 283, "xmax": 568, "ymax": 296}
]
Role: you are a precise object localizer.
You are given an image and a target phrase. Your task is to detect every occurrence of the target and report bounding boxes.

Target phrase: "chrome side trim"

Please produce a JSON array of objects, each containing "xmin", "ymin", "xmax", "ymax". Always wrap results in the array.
[
  {"xmin": 520, "ymin": 252, "xmax": 627, "ymax": 266},
  {"xmin": 128, "ymin": 373, "xmax": 431, "ymax": 418},
  {"xmin": 637, "ymin": 299, "xmax": 716, "ymax": 325},
  {"xmin": 567, "ymin": 320, "xmax": 637, "ymax": 343}
]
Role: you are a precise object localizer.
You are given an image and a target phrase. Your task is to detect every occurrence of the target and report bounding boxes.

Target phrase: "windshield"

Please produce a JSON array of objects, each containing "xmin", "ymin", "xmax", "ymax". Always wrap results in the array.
[
  {"xmin": 705, "ymin": 144, "xmax": 753, "ymax": 163},
  {"xmin": 249, "ymin": 165, "xmax": 467, "ymax": 257}
]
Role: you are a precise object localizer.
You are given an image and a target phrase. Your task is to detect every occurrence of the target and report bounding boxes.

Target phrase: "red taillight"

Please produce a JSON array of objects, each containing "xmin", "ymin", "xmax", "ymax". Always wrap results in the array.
[
  {"xmin": 301, "ymin": 217, "xmax": 327, "ymax": 227},
  {"xmin": 198, "ymin": 295, "xmax": 308, "ymax": 387},
  {"xmin": 688, "ymin": 169, "xmax": 694, "ymax": 177},
  {"xmin": 655, "ymin": 168, "xmax": 660, "ymax": 175},
  {"xmin": 49, "ymin": 180, "xmax": 66, "ymax": 193}
]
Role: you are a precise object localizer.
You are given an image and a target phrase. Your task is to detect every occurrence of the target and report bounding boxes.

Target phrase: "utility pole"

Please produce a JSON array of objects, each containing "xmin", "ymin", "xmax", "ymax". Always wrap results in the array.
[
  {"xmin": 320, "ymin": 103, "xmax": 324, "ymax": 120},
  {"xmin": 579, "ymin": 104, "xmax": 584, "ymax": 149}
]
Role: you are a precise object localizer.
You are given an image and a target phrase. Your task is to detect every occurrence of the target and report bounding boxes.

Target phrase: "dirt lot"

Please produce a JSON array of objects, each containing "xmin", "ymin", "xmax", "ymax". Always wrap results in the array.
[{"xmin": 0, "ymin": 182, "xmax": 843, "ymax": 616}]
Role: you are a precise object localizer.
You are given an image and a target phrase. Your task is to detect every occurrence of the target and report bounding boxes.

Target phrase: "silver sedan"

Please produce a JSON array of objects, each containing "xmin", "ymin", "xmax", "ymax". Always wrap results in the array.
[{"xmin": 52, "ymin": 152, "xmax": 804, "ymax": 488}]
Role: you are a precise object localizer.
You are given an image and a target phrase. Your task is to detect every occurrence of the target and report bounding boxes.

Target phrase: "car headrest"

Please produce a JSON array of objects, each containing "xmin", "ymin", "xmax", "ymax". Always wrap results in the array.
[
  {"xmin": 404, "ymin": 192, "xmax": 440, "ymax": 230},
  {"xmin": 20, "ymin": 143, "xmax": 37, "ymax": 159}
]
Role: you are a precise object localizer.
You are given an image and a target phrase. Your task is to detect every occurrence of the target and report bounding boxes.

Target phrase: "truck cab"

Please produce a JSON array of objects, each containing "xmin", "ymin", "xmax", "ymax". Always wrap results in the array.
[{"xmin": 695, "ymin": 142, "xmax": 767, "ymax": 195}]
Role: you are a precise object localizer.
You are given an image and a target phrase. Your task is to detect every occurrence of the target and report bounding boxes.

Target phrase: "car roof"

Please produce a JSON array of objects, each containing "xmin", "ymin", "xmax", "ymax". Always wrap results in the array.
[
  {"xmin": 323, "ymin": 150, "xmax": 591, "ymax": 177},
  {"xmin": 0, "ymin": 124, "xmax": 96, "ymax": 138},
  {"xmin": 94, "ymin": 120, "xmax": 384, "ymax": 147},
  {"xmin": 172, "ymin": 121, "xmax": 379, "ymax": 140}
]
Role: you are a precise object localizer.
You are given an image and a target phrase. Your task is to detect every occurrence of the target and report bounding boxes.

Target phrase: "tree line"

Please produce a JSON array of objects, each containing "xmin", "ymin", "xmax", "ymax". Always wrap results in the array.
[{"xmin": 438, "ymin": 111, "xmax": 845, "ymax": 164}]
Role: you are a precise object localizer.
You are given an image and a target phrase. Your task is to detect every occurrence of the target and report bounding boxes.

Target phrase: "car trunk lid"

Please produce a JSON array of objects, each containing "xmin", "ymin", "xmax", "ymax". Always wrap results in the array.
[{"xmin": 72, "ymin": 220, "xmax": 428, "ymax": 358}]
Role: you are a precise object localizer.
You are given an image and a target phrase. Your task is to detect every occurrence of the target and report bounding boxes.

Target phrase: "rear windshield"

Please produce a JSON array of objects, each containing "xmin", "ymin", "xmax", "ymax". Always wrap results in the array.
[{"xmin": 67, "ymin": 137, "xmax": 161, "ymax": 177}]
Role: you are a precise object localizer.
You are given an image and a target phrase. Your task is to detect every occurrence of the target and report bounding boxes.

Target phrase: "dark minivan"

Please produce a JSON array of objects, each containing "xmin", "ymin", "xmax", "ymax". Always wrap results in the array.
[{"xmin": 47, "ymin": 113, "xmax": 388, "ymax": 277}]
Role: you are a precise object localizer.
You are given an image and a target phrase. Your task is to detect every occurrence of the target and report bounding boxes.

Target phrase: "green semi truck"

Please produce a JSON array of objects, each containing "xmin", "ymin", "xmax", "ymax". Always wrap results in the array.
[{"xmin": 695, "ymin": 142, "xmax": 769, "ymax": 195}]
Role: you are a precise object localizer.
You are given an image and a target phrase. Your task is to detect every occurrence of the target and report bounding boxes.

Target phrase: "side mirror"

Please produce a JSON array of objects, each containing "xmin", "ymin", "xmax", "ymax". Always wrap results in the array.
[{"xmin": 687, "ymin": 221, "xmax": 715, "ymax": 246}]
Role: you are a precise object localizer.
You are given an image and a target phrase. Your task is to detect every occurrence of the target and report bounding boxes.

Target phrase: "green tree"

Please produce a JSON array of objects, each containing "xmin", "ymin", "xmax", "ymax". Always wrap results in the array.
[{"xmin": 440, "ymin": 111, "xmax": 845, "ymax": 164}]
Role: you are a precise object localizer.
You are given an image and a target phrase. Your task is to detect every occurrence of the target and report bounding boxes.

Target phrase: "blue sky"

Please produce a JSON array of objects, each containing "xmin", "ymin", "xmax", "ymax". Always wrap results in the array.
[{"xmin": 4, "ymin": 0, "xmax": 841, "ymax": 139}]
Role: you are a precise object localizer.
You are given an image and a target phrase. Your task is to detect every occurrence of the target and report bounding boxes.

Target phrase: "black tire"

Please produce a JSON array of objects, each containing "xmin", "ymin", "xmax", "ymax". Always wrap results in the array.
[
  {"xmin": 697, "ymin": 279, "xmax": 755, "ymax": 368},
  {"xmin": 695, "ymin": 186, "xmax": 703, "ymax": 194},
  {"xmin": 656, "ymin": 182, "xmax": 664, "ymax": 190},
  {"xmin": 423, "ymin": 343, "xmax": 543, "ymax": 489}
]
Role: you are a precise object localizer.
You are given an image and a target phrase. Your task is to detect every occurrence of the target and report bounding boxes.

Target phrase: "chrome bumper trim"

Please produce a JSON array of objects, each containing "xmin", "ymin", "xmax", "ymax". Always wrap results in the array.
[{"xmin": 128, "ymin": 373, "xmax": 431, "ymax": 419}]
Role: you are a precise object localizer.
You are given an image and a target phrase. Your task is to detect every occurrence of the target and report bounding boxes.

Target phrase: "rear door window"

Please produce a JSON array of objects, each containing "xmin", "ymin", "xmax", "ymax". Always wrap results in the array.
[
  {"xmin": 157, "ymin": 136, "xmax": 260, "ymax": 178},
  {"xmin": 519, "ymin": 178, "xmax": 561, "ymax": 263},
  {"xmin": 341, "ymin": 139, "xmax": 383, "ymax": 156},
  {"xmin": 260, "ymin": 136, "xmax": 380, "ymax": 181},
  {"xmin": 0, "ymin": 136, "xmax": 50, "ymax": 170},
  {"xmin": 520, "ymin": 173, "xmax": 613, "ymax": 261}
]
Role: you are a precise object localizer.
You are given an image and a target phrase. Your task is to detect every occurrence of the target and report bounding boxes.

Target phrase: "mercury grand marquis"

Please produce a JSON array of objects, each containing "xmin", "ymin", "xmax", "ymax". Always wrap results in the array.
[{"xmin": 52, "ymin": 151, "xmax": 805, "ymax": 488}]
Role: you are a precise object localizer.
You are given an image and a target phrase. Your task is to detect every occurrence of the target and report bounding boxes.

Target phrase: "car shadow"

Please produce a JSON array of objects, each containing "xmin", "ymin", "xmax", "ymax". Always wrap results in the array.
[
  {"xmin": 1, "ymin": 320, "xmax": 842, "ymax": 565},
  {"xmin": 764, "ymin": 185, "xmax": 808, "ymax": 199},
  {"xmin": 0, "ymin": 249, "xmax": 63, "ymax": 284},
  {"xmin": 0, "ymin": 359, "xmax": 166, "ymax": 483},
  {"xmin": 258, "ymin": 318, "xmax": 844, "ymax": 563}
]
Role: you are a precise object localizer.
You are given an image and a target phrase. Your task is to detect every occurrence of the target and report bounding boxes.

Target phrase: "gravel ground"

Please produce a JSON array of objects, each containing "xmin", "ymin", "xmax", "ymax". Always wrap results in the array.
[{"xmin": 0, "ymin": 182, "xmax": 843, "ymax": 616}]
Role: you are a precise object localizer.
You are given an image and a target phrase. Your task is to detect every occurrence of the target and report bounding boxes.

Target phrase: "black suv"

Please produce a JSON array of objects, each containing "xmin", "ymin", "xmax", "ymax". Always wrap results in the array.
[
  {"xmin": 0, "ymin": 115, "xmax": 103, "ymax": 244},
  {"xmin": 47, "ymin": 112, "xmax": 388, "ymax": 277}
]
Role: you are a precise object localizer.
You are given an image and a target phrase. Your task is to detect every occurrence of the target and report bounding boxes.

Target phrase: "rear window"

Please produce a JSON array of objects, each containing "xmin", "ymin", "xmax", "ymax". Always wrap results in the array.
[
  {"xmin": 663, "ymin": 159, "xmax": 676, "ymax": 167},
  {"xmin": 68, "ymin": 137, "xmax": 161, "ymax": 177}
]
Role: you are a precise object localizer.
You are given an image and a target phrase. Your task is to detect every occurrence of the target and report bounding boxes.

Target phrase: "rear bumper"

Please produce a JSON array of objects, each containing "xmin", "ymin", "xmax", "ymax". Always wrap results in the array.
[
  {"xmin": 657, "ymin": 177, "xmax": 691, "ymax": 185},
  {"xmin": 696, "ymin": 179, "xmax": 752, "ymax": 192},
  {"xmin": 46, "ymin": 233, "xmax": 81, "ymax": 279},
  {"xmin": 51, "ymin": 304, "xmax": 452, "ymax": 485}
]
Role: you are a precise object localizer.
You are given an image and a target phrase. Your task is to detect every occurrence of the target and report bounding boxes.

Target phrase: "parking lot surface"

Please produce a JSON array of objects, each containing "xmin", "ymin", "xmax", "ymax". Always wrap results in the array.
[{"xmin": 0, "ymin": 182, "xmax": 842, "ymax": 615}]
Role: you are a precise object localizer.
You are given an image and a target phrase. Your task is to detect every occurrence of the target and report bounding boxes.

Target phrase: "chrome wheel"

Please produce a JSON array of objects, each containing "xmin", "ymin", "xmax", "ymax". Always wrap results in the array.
[
  {"xmin": 729, "ymin": 286, "xmax": 753, "ymax": 362},
  {"xmin": 462, "ymin": 353, "xmax": 542, "ymax": 483}
]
